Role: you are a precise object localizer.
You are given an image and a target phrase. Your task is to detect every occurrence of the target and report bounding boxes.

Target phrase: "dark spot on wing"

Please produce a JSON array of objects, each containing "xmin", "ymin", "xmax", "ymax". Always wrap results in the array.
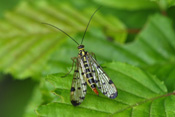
[
  {"xmin": 103, "ymin": 92, "xmax": 107, "ymax": 95},
  {"xmin": 102, "ymin": 82, "xmax": 106, "ymax": 85},
  {"xmin": 97, "ymin": 66, "xmax": 100, "ymax": 68},
  {"xmin": 78, "ymin": 87, "xmax": 81, "ymax": 90},
  {"xmin": 74, "ymin": 70, "xmax": 79, "ymax": 72},
  {"xmin": 98, "ymin": 87, "xmax": 101, "ymax": 89},
  {"xmin": 71, "ymin": 100, "xmax": 81, "ymax": 106},
  {"xmin": 83, "ymin": 90, "xmax": 87, "ymax": 92},
  {"xmin": 71, "ymin": 87, "xmax": 75, "ymax": 91},
  {"xmin": 81, "ymin": 72, "xmax": 84, "ymax": 75},
  {"xmin": 109, "ymin": 80, "xmax": 113, "ymax": 84},
  {"xmin": 109, "ymin": 92, "xmax": 118, "ymax": 99},
  {"xmin": 79, "ymin": 97, "xmax": 85, "ymax": 100},
  {"xmin": 82, "ymin": 82, "xmax": 87, "ymax": 85}
]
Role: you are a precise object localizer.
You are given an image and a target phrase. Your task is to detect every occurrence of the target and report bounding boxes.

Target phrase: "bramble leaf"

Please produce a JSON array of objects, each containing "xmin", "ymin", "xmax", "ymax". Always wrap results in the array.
[
  {"xmin": 0, "ymin": 1, "xmax": 126, "ymax": 79},
  {"xmin": 36, "ymin": 62, "xmax": 175, "ymax": 117},
  {"xmin": 47, "ymin": 14, "xmax": 175, "ymax": 91}
]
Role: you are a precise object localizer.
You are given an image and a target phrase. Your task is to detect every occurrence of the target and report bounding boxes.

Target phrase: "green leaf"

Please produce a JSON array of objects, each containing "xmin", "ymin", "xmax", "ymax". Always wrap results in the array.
[
  {"xmin": 23, "ymin": 85, "xmax": 42, "ymax": 117},
  {"xmin": 0, "ymin": 1, "xmax": 126, "ymax": 79},
  {"xmin": 48, "ymin": 14, "xmax": 175, "ymax": 67},
  {"xmin": 167, "ymin": 6, "xmax": 175, "ymax": 29},
  {"xmin": 46, "ymin": 14, "xmax": 175, "ymax": 92},
  {"xmin": 93, "ymin": 0, "xmax": 159, "ymax": 10},
  {"xmin": 24, "ymin": 78, "xmax": 57, "ymax": 117},
  {"xmin": 144, "ymin": 62, "xmax": 175, "ymax": 92},
  {"xmin": 94, "ymin": 0, "xmax": 175, "ymax": 10},
  {"xmin": 36, "ymin": 62, "xmax": 175, "ymax": 116},
  {"xmin": 168, "ymin": 0, "xmax": 175, "ymax": 7},
  {"xmin": 123, "ymin": 14, "xmax": 175, "ymax": 65},
  {"xmin": 0, "ymin": 0, "xmax": 20, "ymax": 18},
  {"xmin": 123, "ymin": 14, "xmax": 175, "ymax": 91}
]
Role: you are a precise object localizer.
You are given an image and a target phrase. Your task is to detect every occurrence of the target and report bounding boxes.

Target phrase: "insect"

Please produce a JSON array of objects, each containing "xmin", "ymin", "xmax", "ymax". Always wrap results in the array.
[{"xmin": 43, "ymin": 6, "xmax": 117, "ymax": 106}]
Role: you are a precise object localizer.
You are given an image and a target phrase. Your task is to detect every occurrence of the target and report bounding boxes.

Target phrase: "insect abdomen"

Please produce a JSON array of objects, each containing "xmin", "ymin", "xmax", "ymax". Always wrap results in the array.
[
  {"xmin": 84, "ymin": 63, "xmax": 96, "ymax": 86},
  {"xmin": 79, "ymin": 50, "xmax": 99, "ymax": 95},
  {"xmin": 83, "ymin": 57, "xmax": 98, "ymax": 94}
]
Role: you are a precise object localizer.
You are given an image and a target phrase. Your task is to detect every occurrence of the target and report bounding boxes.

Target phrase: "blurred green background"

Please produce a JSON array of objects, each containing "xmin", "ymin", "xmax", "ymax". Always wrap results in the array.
[{"xmin": 0, "ymin": 0, "xmax": 175, "ymax": 117}]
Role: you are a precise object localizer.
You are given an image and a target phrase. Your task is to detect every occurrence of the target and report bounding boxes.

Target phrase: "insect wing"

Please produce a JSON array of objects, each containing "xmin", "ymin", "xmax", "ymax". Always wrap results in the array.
[
  {"xmin": 88, "ymin": 54, "xmax": 118, "ymax": 99},
  {"xmin": 70, "ymin": 64, "xmax": 87, "ymax": 106}
]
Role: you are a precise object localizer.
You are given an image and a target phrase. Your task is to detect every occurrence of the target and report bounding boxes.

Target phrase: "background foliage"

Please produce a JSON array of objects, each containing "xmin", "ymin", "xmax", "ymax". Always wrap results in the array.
[{"xmin": 0, "ymin": 0, "xmax": 175, "ymax": 117}]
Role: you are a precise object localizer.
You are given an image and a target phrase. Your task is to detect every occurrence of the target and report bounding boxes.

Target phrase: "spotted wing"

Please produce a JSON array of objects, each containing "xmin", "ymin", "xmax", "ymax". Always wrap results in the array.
[
  {"xmin": 88, "ymin": 54, "xmax": 118, "ymax": 99},
  {"xmin": 70, "ymin": 62, "xmax": 87, "ymax": 106}
]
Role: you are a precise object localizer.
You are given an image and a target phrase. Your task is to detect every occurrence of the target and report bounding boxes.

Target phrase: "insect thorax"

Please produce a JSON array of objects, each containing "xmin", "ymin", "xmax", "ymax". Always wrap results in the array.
[{"xmin": 78, "ymin": 45, "xmax": 86, "ymax": 56}]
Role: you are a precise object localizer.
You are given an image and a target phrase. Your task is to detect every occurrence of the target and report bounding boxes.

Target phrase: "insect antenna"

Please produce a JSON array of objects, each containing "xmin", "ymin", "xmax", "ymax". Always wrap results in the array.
[
  {"xmin": 42, "ymin": 23, "xmax": 79, "ymax": 45},
  {"xmin": 81, "ymin": 6, "xmax": 102, "ymax": 44}
]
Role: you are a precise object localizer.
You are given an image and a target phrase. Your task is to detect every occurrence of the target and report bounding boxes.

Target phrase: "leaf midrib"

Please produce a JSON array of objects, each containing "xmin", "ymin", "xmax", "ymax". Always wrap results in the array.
[{"xmin": 110, "ymin": 92, "xmax": 175, "ymax": 116}]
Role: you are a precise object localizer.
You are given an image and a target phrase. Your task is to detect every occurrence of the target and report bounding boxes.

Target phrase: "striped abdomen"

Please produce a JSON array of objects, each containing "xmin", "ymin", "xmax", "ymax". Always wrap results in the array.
[{"xmin": 78, "ymin": 50, "xmax": 99, "ymax": 95}]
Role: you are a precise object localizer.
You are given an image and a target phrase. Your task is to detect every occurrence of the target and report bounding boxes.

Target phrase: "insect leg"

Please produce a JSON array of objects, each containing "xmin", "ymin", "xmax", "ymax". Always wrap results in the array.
[{"xmin": 61, "ymin": 57, "xmax": 77, "ymax": 78}]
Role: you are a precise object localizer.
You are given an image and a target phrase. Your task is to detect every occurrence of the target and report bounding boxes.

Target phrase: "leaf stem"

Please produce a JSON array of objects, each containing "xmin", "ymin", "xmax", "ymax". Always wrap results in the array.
[{"xmin": 110, "ymin": 92, "xmax": 175, "ymax": 116}]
